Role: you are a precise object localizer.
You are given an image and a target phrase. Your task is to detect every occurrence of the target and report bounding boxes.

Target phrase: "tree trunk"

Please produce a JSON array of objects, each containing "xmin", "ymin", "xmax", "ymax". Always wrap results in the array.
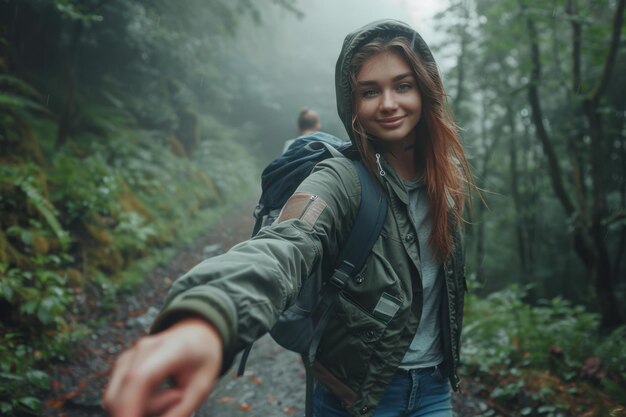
[
  {"xmin": 613, "ymin": 126, "xmax": 626, "ymax": 280},
  {"xmin": 55, "ymin": 20, "xmax": 83, "ymax": 149},
  {"xmin": 453, "ymin": 0, "xmax": 470, "ymax": 119},
  {"xmin": 473, "ymin": 97, "xmax": 503, "ymax": 281},
  {"xmin": 581, "ymin": 0, "xmax": 626, "ymax": 329},
  {"xmin": 507, "ymin": 105, "xmax": 529, "ymax": 280}
]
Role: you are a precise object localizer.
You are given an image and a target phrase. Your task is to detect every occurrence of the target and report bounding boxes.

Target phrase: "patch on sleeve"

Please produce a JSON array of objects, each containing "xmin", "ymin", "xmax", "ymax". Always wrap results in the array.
[{"xmin": 277, "ymin": 192, "xmax": 327, "ymax": 227}]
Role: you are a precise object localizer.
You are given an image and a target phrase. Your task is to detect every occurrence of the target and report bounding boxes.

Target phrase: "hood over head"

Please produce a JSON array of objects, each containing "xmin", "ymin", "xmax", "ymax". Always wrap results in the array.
[{"xmin": 335, "ymin": 19, "xmax": 440, "ymax": 144}]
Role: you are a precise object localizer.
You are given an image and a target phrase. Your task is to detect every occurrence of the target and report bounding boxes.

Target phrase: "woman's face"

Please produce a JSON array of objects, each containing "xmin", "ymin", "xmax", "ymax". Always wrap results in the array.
[{"xmin": 355, "ymin": 51, "xmax": 422, "ymax": 147}]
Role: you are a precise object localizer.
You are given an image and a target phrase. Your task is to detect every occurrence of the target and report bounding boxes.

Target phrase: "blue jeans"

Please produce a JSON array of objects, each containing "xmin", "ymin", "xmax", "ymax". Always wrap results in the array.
[{"xmin": 313, "ymin": 366, "xmax": 452, "ymax": 417}]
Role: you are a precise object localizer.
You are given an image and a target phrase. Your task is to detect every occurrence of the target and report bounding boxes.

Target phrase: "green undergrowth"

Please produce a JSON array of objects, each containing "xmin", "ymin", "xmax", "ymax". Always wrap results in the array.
[
  {"xmin": 461, "ymin": 279, "xmax": 626, "ymax": 417},
  {"xmin": 0, "ymin": 90, "xmax": 260, "ymax": 414},
  {"xmin": 114, "ymin": 192, "xmax": 256, "ymax": 295}
]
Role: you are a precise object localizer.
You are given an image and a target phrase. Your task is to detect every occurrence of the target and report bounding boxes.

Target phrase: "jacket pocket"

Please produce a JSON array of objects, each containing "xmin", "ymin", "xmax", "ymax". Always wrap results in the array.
[
  {"xmin": 336, "ymin": 292, "xmax": 386, "ymax": 342},
  {"xmin": 346, "ymin": 243, "xmax": 403, "ymax": 296},
  {"xmin": 317, "ymin": 292, "xmax": 387, "ymax": 384}
]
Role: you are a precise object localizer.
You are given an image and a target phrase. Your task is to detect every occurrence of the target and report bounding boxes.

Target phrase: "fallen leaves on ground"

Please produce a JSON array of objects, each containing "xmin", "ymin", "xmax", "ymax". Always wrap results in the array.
[
  {"xmin": 45, "ymin": 367, "xmax": 112, "ymax": 410},
  {"xmin": 238, "ymin": 403, "xmax": 253, "ymax": 411},
  {"xmin": 215, "ymin": 396, "xmax": 236, "ymax": 404},
  {"xmin": 45, "ymin": 390, "xmax": 81, "ymax": 410}
]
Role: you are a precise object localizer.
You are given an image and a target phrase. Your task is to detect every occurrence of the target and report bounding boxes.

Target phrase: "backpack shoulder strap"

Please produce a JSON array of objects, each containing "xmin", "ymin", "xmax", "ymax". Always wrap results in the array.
[
  {"xmin": 305, "ymin": 160, "xmax": 388, "ymax": 364},
  {"xmin": 334, "ymin": 160, "xmax": 388, "ymax": 280},
  {"xmin": 317, "ymin": 140, "xmax": 344, "ymax": 158}
]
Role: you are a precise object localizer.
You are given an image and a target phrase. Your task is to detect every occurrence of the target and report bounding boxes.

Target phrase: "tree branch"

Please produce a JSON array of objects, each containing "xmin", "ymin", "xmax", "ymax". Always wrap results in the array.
[
  {"xmin": 566, "ymin": 0, "xmax": 582, "ymax": 94},
  {"xmin": 565, "ymin": 0, "xmax": 589, "ymax": 221},
  {"xmin": 453, "ymin": 1, "xmax": 470, "ymax": 117},
  {"xmin": 589, "ymin": 0, "xmax": 626, "ymax": 104},
  {"xmin": 604, "ymin": 210, "xmax": 626, "ymax": 227},
  {"xmin": 519, "ymin": 0, "xmax": 576, "ymax": 216}
]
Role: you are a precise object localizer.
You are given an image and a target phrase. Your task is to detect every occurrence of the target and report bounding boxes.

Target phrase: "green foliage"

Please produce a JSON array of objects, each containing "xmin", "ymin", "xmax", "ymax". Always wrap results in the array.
[
  {"xmin": 464, "ymin": 284, "xmax": 600, "ymax": 371},
  {"xmin": 78, "ymin": 99, "xmax": 138, "ymax": 135},
  {"xmin": 0, "ymin": 93, "xmax": 46, "ymax": 116},
  {"xmin": 0, "ymin": 365, "xmax": 46, "ymax": 415},
  {"xmin": 0, "ymin": 75, "xmax": 48, "ymax": 118},
  {"xmin": 0, "ymin": 89, "xmax": 260, "ymax": 416},
  {"xmin": 194, "ymin": 116, "xmax": 261, "ymax": 199},
  {"xmin": 462, "ymin": 282, "xmax": 626, "ymax": 415},
  {"xmin": 0, "ymin": 255, "xmax": 72, "ymax": 327},
  {"xmin": 90, "ymin": 272, "xmax": 117, "ymax": 307},
  {"xmin": 52, "ymin": 0, "xmax": 104, "ymax": 25},
  {"xmin": 0, "ymin": 115, "xmax": 259, "ymax": 414},
  {"xmin": 0, "ymin": 255, "xmax": 87, "ymax": 416},
  {"xmin": 0, "ymin": 164, "xmax": 70, "ymax": 251},
  {"xmin": 50, "ymin": 153, "xmax": 120, "ymax": 223},
  {"xmin": 0, "ymin": 324, "xmax": 86, "ymax": 416},
  {"xmin": 596, "ymin": 326, "xmax": 626, "ymax": 375},
  {"xmin": 112, "ymin": 211, "xmax": 157, "ymax": 254}
]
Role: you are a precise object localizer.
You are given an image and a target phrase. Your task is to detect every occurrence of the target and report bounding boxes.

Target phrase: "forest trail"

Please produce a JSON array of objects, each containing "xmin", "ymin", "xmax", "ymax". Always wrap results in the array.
[{"xmin": 41, "ymin": 199, "xmax": 487, "ymax": 417}]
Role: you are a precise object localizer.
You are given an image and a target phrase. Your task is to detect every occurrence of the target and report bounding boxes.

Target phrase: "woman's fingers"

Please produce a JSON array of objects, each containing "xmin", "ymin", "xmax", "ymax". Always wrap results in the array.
[
  {"xmin": 104, "ymin": 352, "xmax": 157, "ymax": 416},
  {"xmin": 103, "ymin": 348, "xmax": 154, "ymax": 417},
  {"xmin": 103, "ymin": 350, "xmax": 133, "ymax": 406},
  {"xmin": 160, "ymin": 370, "xmax": 215, "ymax": 417},
  {"xmin": 103, "ymin": 317, "xmax": 224, "ymax": 417},
  {"xmin": 145, "ymin": 388, "xmax": 184, "ymax": 416}
]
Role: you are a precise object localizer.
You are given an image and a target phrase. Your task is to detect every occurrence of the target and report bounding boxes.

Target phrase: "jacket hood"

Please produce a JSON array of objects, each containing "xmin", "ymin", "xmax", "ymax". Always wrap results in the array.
[{"xmin": 335, "ymin": 19, "xmax": 439, "ymax": 144}]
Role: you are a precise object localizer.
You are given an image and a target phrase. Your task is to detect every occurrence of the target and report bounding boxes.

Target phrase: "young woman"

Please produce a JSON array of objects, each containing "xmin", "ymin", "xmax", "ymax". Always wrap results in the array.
[{"xmin": 104, "ymin": 19, "xmax": 475, "ymax": 417}]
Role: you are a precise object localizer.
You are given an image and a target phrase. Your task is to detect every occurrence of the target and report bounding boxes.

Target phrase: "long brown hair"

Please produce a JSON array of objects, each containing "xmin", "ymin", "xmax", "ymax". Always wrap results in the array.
[{"xmin": 349, "ymin": 36, "xmax": 476, "ymax": 261}]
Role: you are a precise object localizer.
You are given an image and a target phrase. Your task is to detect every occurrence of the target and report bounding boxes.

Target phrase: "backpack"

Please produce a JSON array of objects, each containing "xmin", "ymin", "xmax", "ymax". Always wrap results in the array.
[
  {"xmin": 238, "ymin": 132, "xmax": 388, "ymax": 417},
  {"xmin": 251, "ymin": 132, "xmax": 352, "ymax": 235}
]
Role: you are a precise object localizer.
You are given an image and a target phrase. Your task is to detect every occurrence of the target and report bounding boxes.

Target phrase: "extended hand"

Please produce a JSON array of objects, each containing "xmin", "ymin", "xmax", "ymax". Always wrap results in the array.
[{"xmin": 103, "ymin": 317, "xmax": 224, "ymax": 417}]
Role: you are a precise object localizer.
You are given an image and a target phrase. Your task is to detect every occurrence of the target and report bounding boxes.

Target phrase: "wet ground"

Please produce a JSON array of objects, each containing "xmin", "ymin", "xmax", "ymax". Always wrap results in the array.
[{"xmin": 42, "ymin": 200, "xmax": 488, "ymax": 417}]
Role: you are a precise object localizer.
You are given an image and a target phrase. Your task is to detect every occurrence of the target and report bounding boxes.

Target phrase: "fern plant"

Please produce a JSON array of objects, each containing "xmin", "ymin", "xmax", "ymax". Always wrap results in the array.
[
  {"xmin": 0, "ymin": 164, "xmax": 70, "ymax": 250},
  {"xmin": 0, "ymin": 74, "xmax": 48, "ymax": 117}
]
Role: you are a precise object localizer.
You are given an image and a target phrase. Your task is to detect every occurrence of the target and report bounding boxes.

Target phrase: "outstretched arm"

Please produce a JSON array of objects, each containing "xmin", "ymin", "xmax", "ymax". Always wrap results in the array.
[
  {"xmin": 103, "ymin": 158, "xmax": 359, "ymax": 416},
  {"xmin": 103, "ymin": 317, "xmax": 223, "ymax": 417}
]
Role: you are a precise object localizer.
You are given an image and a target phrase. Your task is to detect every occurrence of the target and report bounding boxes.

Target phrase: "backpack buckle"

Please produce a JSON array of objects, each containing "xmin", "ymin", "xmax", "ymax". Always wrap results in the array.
[
  {"xmin": 330, "ymin": 268, "xmax": 351, "ymax": 289},
  {"xmin": 253, "ymin": 203, "xmax": 264, "ymax": 220}
]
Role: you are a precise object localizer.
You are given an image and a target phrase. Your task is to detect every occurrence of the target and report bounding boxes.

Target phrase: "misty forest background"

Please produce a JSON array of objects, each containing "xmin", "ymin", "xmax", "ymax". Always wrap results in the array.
[{"xmin": 1, "ymin": 0, "xmax": 625, "ymax": 416}]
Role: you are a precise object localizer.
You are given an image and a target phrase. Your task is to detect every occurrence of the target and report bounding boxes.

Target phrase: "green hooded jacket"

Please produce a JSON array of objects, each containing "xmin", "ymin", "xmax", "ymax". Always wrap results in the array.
[{"xmin": 152, "ymin": 19, "xmax": 466, "ymax": 417}]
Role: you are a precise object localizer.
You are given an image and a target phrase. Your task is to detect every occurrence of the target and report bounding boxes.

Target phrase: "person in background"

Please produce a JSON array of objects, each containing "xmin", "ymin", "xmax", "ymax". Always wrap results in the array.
[
  {"xmin": 283, "ymin": 107, "xmax": 322, "ymax": 153},
  {"xmin": 103, "ymin": 19, "xmax": 478, "ymax": 417}
]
